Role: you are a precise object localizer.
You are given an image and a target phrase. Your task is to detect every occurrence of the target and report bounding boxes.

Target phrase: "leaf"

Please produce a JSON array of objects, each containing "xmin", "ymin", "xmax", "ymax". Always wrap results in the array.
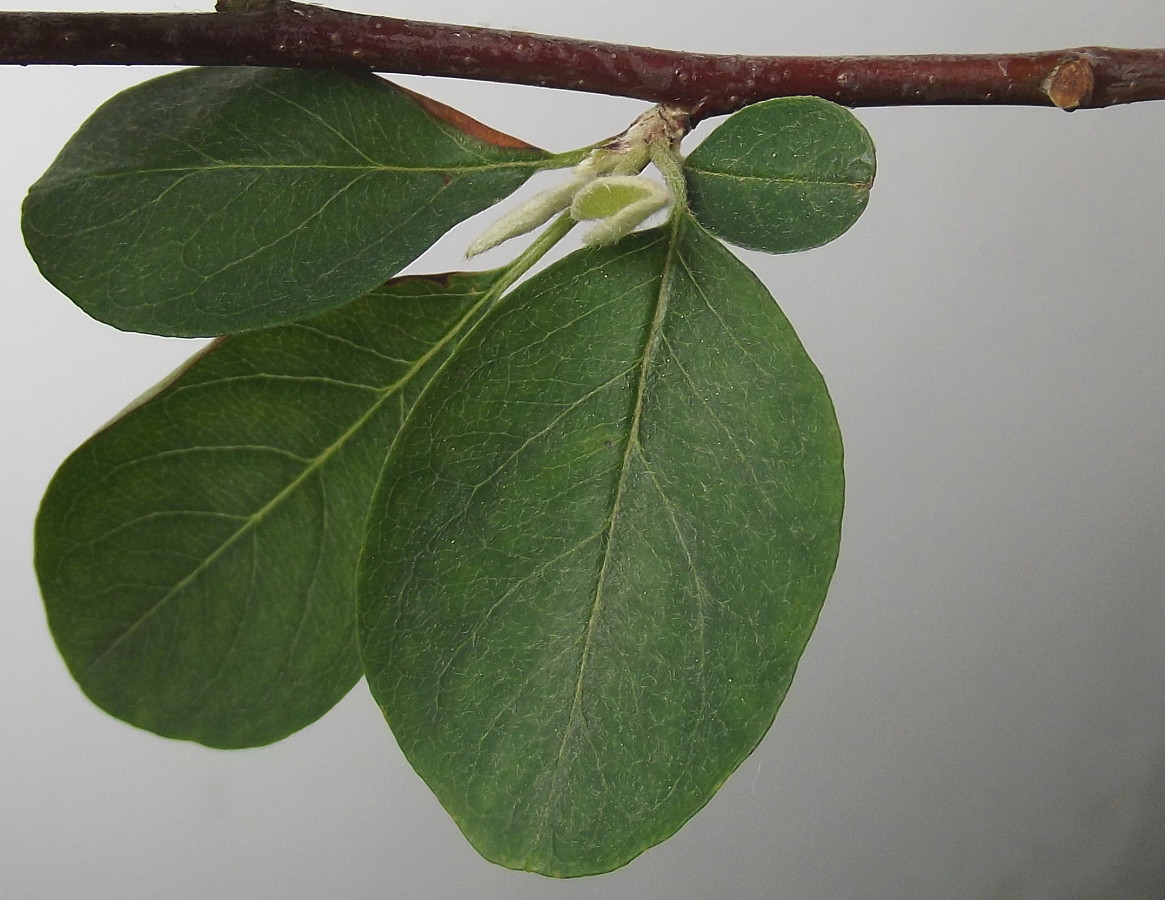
[
  {"xmin": 22, "ymin": 67, "xmax": 547, "ymax": 337},
  {"xmin": 683, "ymin": 96, "xmax": 875, "ymax": 253},
  {"xmin": 35, "ymin": 270, "xmax": 502, "ymax": 748},
  {"xmin": 359, "ymin": 217, "xmax": 843, "ymax": 875}
]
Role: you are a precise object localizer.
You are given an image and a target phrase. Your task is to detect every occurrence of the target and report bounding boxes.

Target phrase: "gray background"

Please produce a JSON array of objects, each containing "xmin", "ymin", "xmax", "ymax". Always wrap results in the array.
[{"xmin": 2, "ymin": 0, "xmax": 1164, "ymax": 897}]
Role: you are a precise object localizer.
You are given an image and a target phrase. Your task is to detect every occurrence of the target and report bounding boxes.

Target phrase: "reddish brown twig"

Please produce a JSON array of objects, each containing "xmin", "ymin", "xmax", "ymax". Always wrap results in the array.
[{"xmin": 1, "ymin": 1, "xmax": 1162, "ymax": 118}]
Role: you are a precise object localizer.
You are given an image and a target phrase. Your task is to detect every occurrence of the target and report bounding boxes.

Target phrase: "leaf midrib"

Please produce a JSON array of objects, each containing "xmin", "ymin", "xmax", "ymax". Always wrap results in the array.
[
  {"xmin": 684, "ymin": 165, "xmax": 872, "ymax": 189},
  {"xmin": 82, "ymin": 293, "xmax": 493, "ymax": 674},
  {"xmin": 533, "ymin": 224, "xmax": 680, "ymax": 852},
  {"xmin": 36, "ymin": 159, "xmax": 548, "ymax": 187}
]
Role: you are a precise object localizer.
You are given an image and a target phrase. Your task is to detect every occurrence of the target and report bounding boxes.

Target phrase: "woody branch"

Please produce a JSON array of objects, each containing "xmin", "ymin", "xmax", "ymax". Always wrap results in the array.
[{"xmin": 1, "ymin": 0, "xmax": 1163, "ymax": 118}]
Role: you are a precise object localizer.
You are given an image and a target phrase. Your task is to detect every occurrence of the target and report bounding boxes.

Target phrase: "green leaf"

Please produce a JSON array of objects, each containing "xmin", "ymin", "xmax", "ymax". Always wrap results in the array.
[
  {"xmin": 35, "ymin": 270, "xmax": 502, "ymax": 748},
  {"xmin": 22, "ymin": 67, "xmax": 547, "ymax": 337},
  {"xmin": 683, "ymin": 97, "xmax": 875, "ymax": 253},
  {"xmin": 359, "ymin": 217, "xmax": 843, "ymax": 875}
]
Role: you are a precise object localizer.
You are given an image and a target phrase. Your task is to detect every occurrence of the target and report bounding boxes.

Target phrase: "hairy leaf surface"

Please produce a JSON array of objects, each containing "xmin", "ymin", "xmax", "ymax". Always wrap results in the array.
[
  {"xmin": 35, "ymin": 272, "xmax": 500, "ymax": 747},
  {"xmin": 359, "ymin": 219, "xmax": 844, "ymax": 875},
  {"xmin": 684, "ymin": 97, "xmax": 875, "ymax": 253},
  {"xmin": 22, "ymin": 67, "xmax": 546, "ymax": 336}
]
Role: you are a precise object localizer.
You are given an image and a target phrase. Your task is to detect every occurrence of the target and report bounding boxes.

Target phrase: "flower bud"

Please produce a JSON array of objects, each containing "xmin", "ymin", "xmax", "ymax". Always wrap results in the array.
[{"xmin": 570, "ymin": 176, "xmax": 672, "ymax": 247}]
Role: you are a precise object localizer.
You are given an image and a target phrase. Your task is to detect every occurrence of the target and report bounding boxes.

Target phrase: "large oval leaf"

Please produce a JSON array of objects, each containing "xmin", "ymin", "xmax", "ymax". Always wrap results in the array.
[
  {"xmin": 22, "ymin": 67, "xmax": 547, "ymax": 336},
  {"xmin": 684, "ymin": 96, "xmax": 875, "ymax": 253},
  {"xmin": 359, "ymin": 218, "xmax": 844, "ymax": 875},
  {"xmin": 35, "ymin": 271, "xmax": 502, "ymax": 748}
]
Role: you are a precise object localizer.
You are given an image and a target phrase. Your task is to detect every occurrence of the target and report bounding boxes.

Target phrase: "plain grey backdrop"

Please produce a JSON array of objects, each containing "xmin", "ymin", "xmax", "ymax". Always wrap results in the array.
[{"xmin": 2, "ymin": 0, "xmax": 1164, "ymax": 897}]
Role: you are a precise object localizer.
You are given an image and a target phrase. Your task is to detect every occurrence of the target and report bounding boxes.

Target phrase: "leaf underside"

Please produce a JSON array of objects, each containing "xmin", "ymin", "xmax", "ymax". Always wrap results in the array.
[
  {"xmin": 35, "ymin": 271, "xmax": 502, "ymax": 748},
  {"xmin": 684, "ymin": 96, "xmax": 876, "ymax": 254},
  {"xmin": 359, "ymin": 217, "xmax": 844, "ymax": 876},
  {"xmin": 22, "ymin": 67, "xmax": 547, "ymax": 336}
]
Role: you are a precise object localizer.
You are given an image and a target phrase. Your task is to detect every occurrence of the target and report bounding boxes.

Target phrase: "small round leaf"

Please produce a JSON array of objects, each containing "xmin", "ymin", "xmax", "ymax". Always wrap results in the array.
[{"xmin": 684, "ymin": 97, "xmax": 875, "ymax": 253}]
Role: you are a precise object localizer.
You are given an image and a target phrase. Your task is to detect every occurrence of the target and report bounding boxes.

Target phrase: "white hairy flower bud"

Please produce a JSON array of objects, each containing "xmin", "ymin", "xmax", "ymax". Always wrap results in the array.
[
  {"xmin": 569, "ymin": 175, "xmax": 672, "ymax": 247},
  {"xmin": 466, "ymin": 104, "xmax": 686, "ymax": 258},
  {"xmin": 465, "ymin": 176, "xmax": 585, "ymax": 258}
]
